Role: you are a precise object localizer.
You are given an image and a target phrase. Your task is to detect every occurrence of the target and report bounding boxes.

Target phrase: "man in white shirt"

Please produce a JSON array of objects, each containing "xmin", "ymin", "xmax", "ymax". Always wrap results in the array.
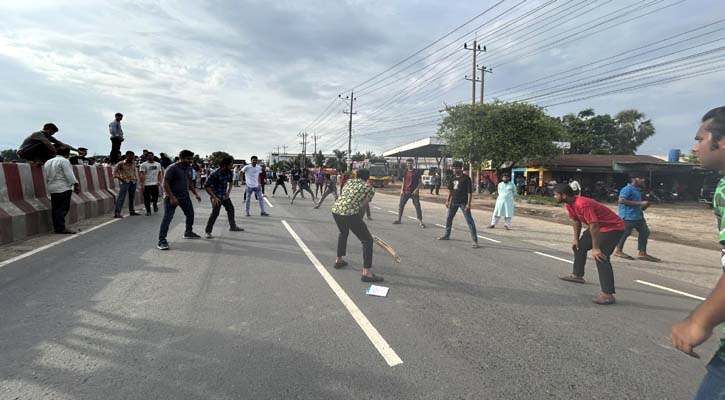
[
  {"xmin": 109, "ymin": 112, "xmax": 124, "ymax": 163},
  {"xmin": 43, "ymin": 147, "xmax": 79, "ymax": 234},
  {"xmin": 241, "ymin": 155, "xmax": 269, "ymax": 217},
  {"xmin": 139, "ymin": 151, "xmax": 163, "ymax": 216}
]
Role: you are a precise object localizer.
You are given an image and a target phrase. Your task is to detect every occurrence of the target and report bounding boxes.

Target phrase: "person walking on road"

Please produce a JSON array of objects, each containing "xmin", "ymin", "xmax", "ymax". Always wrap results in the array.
[
  {"xmin": 438, "ymin": 161, "xmax": 478, "ymax": 248},
  {"xmin": 488, "ymin": 173, "xmax": 516, "ymax": 230},
  {"xmin": 331, "ymin": 169, "xmax": 383, "ymax": 283},
  {"xmin": 671, "ymin": 106, "xmax": 725, "ymax": 399},
  {"xmin": 259, "ymin": 165, "xmax": 267, "ymax": 195},
  {"xmin": 430, "ymin": 172, "xmax": 441, "ymax": 195},
  {"xmin": 314, "ymin": 173, "xmax": 338, "ymax": 209},
  {"xmin": 139, "ymin": 152, "xmax": 163, "ymax": 216},
  {"xmin": 204, "ymin": 157, "xmax": 244, "ymax": 238},
  {"xmin": 290, "ymin": 167, "xmax": 301, "ymax": 195},
  {"xmin": 44, "ymin": 147, "xmax": 79, "ymax": 234},
  {"xmin": 554, "ymin": 183, "xmax": 624, "ymax": 305},
  {"xmin": 232, "ymin": 165, "xmax": 241, "ymax": 187},
  {"xmin": 157, "ymin": 150, "xmax": 203, "ymax": 250},
  {"xmin": 613, "ymin": 174, "xmax": 660, "ymax": 262},
  {"xmin": 113, "ymin": 151, "xmax": 141, "ymax": 218},
  {"xmin": 291, "ymin": 171, "xmax": 315, "ymax": 204},
  {"xmin": 242, "ymin": 156, "xmax": 269, "ymax": 217},
  {"xmin": 393, "ymin": 158, "xmax": 425, "ymax": 228},
  {"xmin": 109, "ymin": 113, "xmax": 124, "ymax": 163},
  {"xmin": 272, "ymin": 171, "xmax": 289, "ymax": 197},
  {"xmin": 315, "ymin": 169, "xmax": 326, "ymax": 197}
]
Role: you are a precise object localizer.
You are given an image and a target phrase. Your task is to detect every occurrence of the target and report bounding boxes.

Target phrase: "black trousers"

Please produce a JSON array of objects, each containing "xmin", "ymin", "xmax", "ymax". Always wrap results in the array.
[
  {"xmin": 158, "ymin": 197, "xmax": 194, "ymax": 241},
  {"xmin": 205, "ymin": 198, "xmax": 237, "ymax": 233},
  {"xmin": 18, "ymin": 142, "xmax": 58, "ymax": 163},
  {"xmin": 572, "ymin": 229, "xmax": 623, "ymax": 294},
  {"xmin": 110, "ymin": 137, "xmax": 123, "ymax": 163},
  {"xmin": 273, "ymin": 183, "xmax": 288, "ymax": 195},
  {"xmin": 143, "ymin": 185, "xmax": 159, "ymax": 213},
  {"xmin": 398, "ymin": 192, "xmax": 422, "ymax": 220},
  {"xmin": 333, "ymin": 212, "xmax": 373, "ymax": 268},
  {"xmin": 50, "ymin": 190, "xmax": 72, "ymax": 232},
  {"xmin": 292, "ymin": 185, "xmax": 315, "ymax": 202},
  {"xmin": 316, "ymin": 183, "xmax": 324, "ymax": 197}
]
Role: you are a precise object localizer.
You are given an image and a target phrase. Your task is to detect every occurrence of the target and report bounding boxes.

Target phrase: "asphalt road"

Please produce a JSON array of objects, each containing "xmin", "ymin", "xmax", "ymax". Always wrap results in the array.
[{"xmin": 0, "ymin": 187, "xmax": 717, "ymax": 399}]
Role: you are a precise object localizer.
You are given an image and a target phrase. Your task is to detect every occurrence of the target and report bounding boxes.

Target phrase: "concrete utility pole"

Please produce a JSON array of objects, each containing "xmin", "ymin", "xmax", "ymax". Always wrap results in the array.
[
  {"xmin": 463, "ymin": 39, "xmax": 486, "ymax": 190},
  {"xmin": 298, "ymin": 132, "xmax": 308, "ymax": 169},
  {"xmin": 312, "ymin": 134, "xmax": 320, "ymax": 155},
  {"xmin": 340, "ymin": 92, "xmax": 357, "ymax": 171},
  {"xmin": 478, "ymin": 65, "xmax": 493, "ymax": 103}
]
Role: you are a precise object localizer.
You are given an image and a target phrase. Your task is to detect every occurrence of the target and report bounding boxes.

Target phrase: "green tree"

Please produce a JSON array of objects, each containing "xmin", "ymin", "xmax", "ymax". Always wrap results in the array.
[
  {"xmin": 684, "ymin": 151, "xmax": 699, "ymax": 164},
  {"xmin": 208, "ymin": 151, "xmax": 234, "ymax": 167},
  {"xmin": 610, "ymin": 109, "xmax": 656, "ymax": 154},
  {"xmin": 314, "ymin": 151, "xmax": 325, "ymax": 167},
  {"xmin": 438, "ymin": 101, "xmax": 561, "ymax": 175},
  {"xmin": 350, "ymin": 152, "xmax": 366, "ymax": 162},
  {"xmin": 560, "ymin": 108, "xmax": 655, "ymax": 154},
  {"xmin": 331, "ymin": 149, "xmax": 348, "ymax": 172},
  {"xmin": 0, "ymin": 149, "xmax": 21, "ymax": 162}
]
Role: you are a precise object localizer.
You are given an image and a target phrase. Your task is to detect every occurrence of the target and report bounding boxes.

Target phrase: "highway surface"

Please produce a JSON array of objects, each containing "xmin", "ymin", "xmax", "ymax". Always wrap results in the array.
[{"xmin": 0, "ymin": 189, "xmax": 716, "ymax": 399}]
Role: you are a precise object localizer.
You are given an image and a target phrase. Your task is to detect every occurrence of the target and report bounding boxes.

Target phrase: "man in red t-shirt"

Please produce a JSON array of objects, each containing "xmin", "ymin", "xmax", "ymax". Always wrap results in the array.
[
  {"xmin": 554, "ymin": 183, "xmax": 624, "ymax": 305},
  {"xmin": 393, "ymin": 158, "xmax": 425, "ymax": 227}
]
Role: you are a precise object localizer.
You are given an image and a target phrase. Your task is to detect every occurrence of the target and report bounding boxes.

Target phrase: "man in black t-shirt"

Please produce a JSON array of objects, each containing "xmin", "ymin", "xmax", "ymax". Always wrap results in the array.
[
  {"xmin": 273, "ymin": 172, "xmax": 289, "ymax": 197},
  {"xmin": 438, "ymin": 161, "xmax": 479, "ymax": 248}
]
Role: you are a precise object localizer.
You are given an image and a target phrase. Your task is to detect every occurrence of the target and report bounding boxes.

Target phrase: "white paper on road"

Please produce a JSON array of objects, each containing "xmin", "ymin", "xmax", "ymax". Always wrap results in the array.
[{"xmin": 366, "ymin": 285, "xmax": 389, "ymax": 297}]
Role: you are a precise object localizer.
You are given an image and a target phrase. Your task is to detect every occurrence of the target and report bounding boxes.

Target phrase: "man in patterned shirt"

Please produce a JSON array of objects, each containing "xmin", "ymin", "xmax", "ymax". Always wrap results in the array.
[
  {"xmin": 331, "ymin": 169, "xmax": 383, "ymax": 283},
  {"xmin": 204, "ymin": 157, "xmax": 244, "ymax": 238},
  {"xmin": 671, "ymin": 106, "xmax": 725, "ymax": 399}
]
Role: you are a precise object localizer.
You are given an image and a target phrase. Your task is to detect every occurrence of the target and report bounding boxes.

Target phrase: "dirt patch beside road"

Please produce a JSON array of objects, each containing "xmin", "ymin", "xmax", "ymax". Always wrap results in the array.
[{"xmin": 378, "ymin": 184, "xmax": 719, "ymax": 251}]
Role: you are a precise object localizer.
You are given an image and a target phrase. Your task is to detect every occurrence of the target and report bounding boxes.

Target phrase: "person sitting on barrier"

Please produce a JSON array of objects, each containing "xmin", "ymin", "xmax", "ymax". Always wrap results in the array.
[
  {"xmin": 43, "ymin": 147, "xmax": 79, "ymax": 234},
  {"xmin": 17, "ymin": 123, "xmax": 78, "ymax": 163}
]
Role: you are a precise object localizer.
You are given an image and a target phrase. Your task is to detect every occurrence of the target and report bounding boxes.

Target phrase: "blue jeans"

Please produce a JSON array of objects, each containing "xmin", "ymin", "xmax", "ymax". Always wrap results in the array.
[
  {"xmin": 245, "ymin": 186, "xmax": 265, "ymax": 214},
  {"xmin": 443, "ymin": 202, "xmax": 478, "ymax": 242},
  {"xmin": 158, "ymin": 196, "xmax": 194, "ymax": 241},
  {"xmin": 616, "ymin": 219, "xmax": 650, "ymax": 252},
  {"xmin": 115, "ymin": 181, "xmax": 137, "ymax": 214},
  {"xmin": 696, "ymin": 356, "xmax": 725, "ymax": 399}
]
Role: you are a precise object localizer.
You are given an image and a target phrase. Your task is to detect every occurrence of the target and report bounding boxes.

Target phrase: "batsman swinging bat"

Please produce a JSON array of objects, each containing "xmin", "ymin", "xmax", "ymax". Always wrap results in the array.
[{"xmin": 373, "ymin": 235, "xmax": 401, "ymax": 263}]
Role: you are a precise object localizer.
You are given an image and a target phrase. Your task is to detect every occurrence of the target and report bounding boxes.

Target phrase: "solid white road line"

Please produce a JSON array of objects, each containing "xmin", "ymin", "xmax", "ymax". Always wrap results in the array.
[
  {"xmin": 534, "ymin": 251, "xmax": 574, "ymax": 264},
  {"xmin": 387, "ymin": 210, "xmax": 398, "ymax": 215},
  {"xmin": 406, "ymin": 216, "xmax": 417, "ymax": 220},
  {"xmin": 281, "ymin": 220, "xmax": 404, "ymax": 367},
  {"xmin": 0, "ymin": 218, "xmax": 121, "ymax": 269},
  {"xmin": 373, "ymin": 206, "xmax": 382, "ymax": 210},
  {"xmin": 635, "ymin": 280, "xmax": 706, "ymax": 301},
  {"xmin": 435, "ymin": 223, "xmax": 446, "ymax": 229},
  {"xmin": 477, "ymin": 235, "xmax": 501, "ymax": 244},
  {"xmin": 264, "ymin": 196, "xmax": 274, "ymax": 208}
]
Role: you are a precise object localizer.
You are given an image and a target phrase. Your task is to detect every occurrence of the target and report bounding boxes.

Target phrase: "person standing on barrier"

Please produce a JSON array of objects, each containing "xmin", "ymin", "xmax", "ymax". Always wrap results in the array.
[
  {"xmin": 438, "ymin": 161, "xmax": 478, "ymax": 248},
  {"xmin": 113, "ymin": 151, "xmax": 140, "ymax": 218},
  {"xmin": 139, "ymin": 152, "xmax": 163, "ymax": 216},
  {"xmin": 109, "ymin": 113, "xmax": 124, "ymax": 163},
  {"xmin": 393, "ymin": 158, "xmax": 425, "ymax": 228},
  {"xmin": 157, "ymin": 150, "xmax": 202, "ymax": 250},
  {"xmin": 204, "ymin": 157, "xmax": 244, "ymax": 238},
  {"xmin": 555, "ymin": 183, "xmax": 624, "ymax": 305},
  {"xmin": 44, "ymin": 147, "xmax": 79, "ymax": 234},
  {"xmin": 331, "ymin": 169, "xmax": 382, "ymax": 283}
]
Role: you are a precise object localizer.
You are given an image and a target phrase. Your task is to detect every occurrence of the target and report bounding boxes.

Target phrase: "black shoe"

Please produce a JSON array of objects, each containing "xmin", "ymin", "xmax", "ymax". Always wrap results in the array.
[
  {"xmin": 392, "ymin": 220, "xmax": 401, "ymax": 225},
  {"xmin": 334, "ymin": 260, "xmax": 348, "ymax": 269},
  {"xmin": 437, "ymin": 236, "xmax": 450, "ymax": 240},
  {"xmin": 246, "ymin": 212, "xmax": 251, "ymax": 217},
  {"xmin": 114, "ymin": 214, "xmax": 123, "ymax": 218},
  {"xmin": 153, "ymin": 204, "xmax": 158, "ymax": 212},
  {"xmin": 183, "ymin": 232, "xmax": 201, "ymax": 239},
  {"xmin": 129, "ymin": 211, "xmax": 141, "ymax": 216},
  {"xmin": 261, "ymin": 212, "xmax": 270, "ymax": 216},
  {"xmin": 230, "ymin": 226, "xmax": 244, "ymax": 232},
  {"xmin": 361, "ymin": 274, "xmax": 384, "ymax": 283},
  {"xmin": 145, "ymin": 211, "xmax": 152, "ymax": 216},
  {"xmin": 55, "ymin": 229, "xmax": 76, "ymax": 234},
  {"xmin": 157, "ymin": 240, "xmax": 169, "ymax": 250},
  {"xmin": 472, "ymin": 242, "xmax": 479, "ymax": 248}
]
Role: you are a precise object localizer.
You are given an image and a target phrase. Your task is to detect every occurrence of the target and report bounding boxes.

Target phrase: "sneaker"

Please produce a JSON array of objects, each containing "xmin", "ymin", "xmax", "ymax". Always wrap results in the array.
[
  {"xmin": 205, "ymin": 232, "xmax": 213, "ymax": 239},
  {"xmin": 114, "ymin": 213, "xmax": 123, "ymax": 218},
  {"xmin": 246, "ymin": 212, "xmax": 251, "ymax": 217},
  {"xmin": 153, "ymin": 204, "xmax": 158, "ymax": 212},
  {"xmin": 419, "ymin": 221, "xmax": 426, "ymax": 228},
  {"xmin": 487, "ymin": 224, "xmax": 495, "ymax": 229},
  {"xmin": 129, "ymin": 211, "xmax": 141, "ymax": 216},
  {"xmin": 146, "ymin": 211, "xmax": 152, "ymax": 216},
  {"xmin": 261, "ymin": 212, "xmax": 270, "ymax": 216},
  {"xmin": 183, "ymin": 232, "xmax": 201, "ymax": 239},
  {"xmin": 472, "ymin": 242, "xmax": 479, "ymax": 248},
  {"xmin": 504, "ymin": 225, "xmax": 510, "ymax": 230},
  {"xmin": 229, "ymin": 226, "xmax": 244, "ymax": 232},
  {"xmin": 392, "ymin": 220, "xmax": 401, "ymax": 225},
  {"xmin": 157, "ymin": 240, "xmax": 169, "ymax": 250},
  {"xmin": 361, "ymin": 274, "xmax": 384, "ymax": 283}
]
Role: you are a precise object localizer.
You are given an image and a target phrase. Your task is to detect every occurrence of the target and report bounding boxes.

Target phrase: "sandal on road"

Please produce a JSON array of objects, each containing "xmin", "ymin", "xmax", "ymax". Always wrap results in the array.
[
  {"xmin": 361, "ymin": 274, "xmax": 384, "ymax": 283},
  {"xmin": 637, "ymin": 254, "xmax": 661, "ymax": 262},
  {"xmin": 559, "ymin": 274, "xmax": 586, "ymax": 284},
  {"xmin": 613, "ymin": 251, "xmax": 634, "ymax": 260},
  {"xmin": 592, "ymin": 292, "xmax": 616, "ymax": 305},
  {"xmin": 334, "ymin": 260, "xmax": 348, "ymax": 269}
]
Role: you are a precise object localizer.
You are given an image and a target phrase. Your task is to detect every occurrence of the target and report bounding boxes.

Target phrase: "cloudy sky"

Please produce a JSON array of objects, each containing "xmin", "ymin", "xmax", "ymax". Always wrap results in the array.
[{"xmin": 0, "ymin": 0, "xmax": 722, "ymax": 161}]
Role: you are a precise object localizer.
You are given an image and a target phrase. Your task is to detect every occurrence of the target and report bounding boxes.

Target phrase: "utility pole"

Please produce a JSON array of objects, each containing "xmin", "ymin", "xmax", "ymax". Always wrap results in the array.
[
  {"xmin": 478, "ymin": 65, "xmax": 493, "ymax": 103},
  {"xmin": 340, "ymin": 92, "xmax": 357, "ymax": 171},
  {"xmin": 298, "ymin": 132, "xmax": 308, "ymax": 169},
  {"xmin": 312, "ymin": 134, "xmax": 320, "ymax": 154},
  {"xmin": 463, "ymin": 40, "xmax": 486, "ymax": 191}
]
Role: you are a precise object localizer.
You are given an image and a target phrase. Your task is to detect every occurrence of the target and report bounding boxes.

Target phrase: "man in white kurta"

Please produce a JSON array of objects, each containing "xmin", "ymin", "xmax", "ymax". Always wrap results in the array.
[{"xmin": 489, "ymin": 173, "xmax": 516, "ymax": 229}]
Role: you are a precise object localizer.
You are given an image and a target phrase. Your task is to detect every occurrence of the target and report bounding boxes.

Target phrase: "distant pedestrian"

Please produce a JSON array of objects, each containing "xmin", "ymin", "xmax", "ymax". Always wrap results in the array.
[
  {"xmin": 315, "ymin": 169, "xmax": 326, "ymax": 197},
  {"xmin": 670, "ymin": 106, "xmax": 725, "ymax": 399},
  {"xmin": 273, "ymin": 171, "xmax": 289, "ymax": 197},
  {"xmin": 139, "ymin": 152, "xmax": 163, "ymax": 216},
  {"xmin": 113, "ymin": 151, "xmax": 141, "ymax": 218},
  {"xmin": 259, "ymin": 165, "xmax": 267, "ymax": 195},
  {"xmin": 17, "ymin": 123, "xmax": 77, "ymax": 163},
  {"xmin": 488, "ymin": 173, "xmax": 516, "ymax": 229},
  {"xmin": 109, "ymin": 113, "xmax": 124, "ymax": 163},
  {"xmin": 555, "ymin": 184, "xmax": 624, "ymax": 305},
  {"xmin": 290, "ymin": 167, "xmax": 301, "ymax": 194},
  {"xmin": 242, "ymin": 156, "xmax": 269, "ymax": 216},
  {"xmin": 291, "ymin": 171, "xmax": 315, "ymax": 204},
  {"xmin": 430, "ymin": 172, "xmax": 441, "ymax": 195},
  {"xmin": 204, "ymin": 157, "xmax": 244, "ymax": 238},
  {"xmin": 314, "ymin": 173, "xmax": 338, "ymax": 209},
  {"xmin": 43, "ymin": 147, "xmax": 79, "ymax": 234},
  {"xmin": 438, "ymin": 161, "xmax": 478, "ymax": 248},
  {"xmin": 331, "ymin": 169, "xmax": 382, "ymax": 283},
  {"xmin": 157, "ymin": 150, "xmax": 203, "ymax": 250},
  {"xmin": 613, "ymin": 174, "xmax": 660, "ymax": 262},
  {"xmin": 569, "ymin": 178, "xmax": 581, "ymax": 195},
  {"xmin": 393, "ymin": 158, "xmax": 425, "ymax": 227},
  {"xmin": 233, "ymin": 165, "xmax": 241, "ymax": 187},
  {"xmin": 69, "ymin": 147, "xmax": 91, "ymax": 165},
  {"xmin": 159, "ymin": 153, "xmax": 172, "ymax": 169}
]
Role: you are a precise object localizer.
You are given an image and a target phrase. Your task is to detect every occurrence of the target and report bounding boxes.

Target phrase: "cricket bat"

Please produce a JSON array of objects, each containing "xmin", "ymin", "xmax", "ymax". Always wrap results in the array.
[{"xmin": 373, "ymin": 235, "xmax": 401, "ymax": 263}]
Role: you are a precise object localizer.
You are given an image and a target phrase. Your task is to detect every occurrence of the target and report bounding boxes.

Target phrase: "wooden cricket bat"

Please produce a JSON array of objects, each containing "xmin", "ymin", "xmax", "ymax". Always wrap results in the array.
[{"xmin": 373, "ymin": 235, "xmax": 401, "ymax": 263}]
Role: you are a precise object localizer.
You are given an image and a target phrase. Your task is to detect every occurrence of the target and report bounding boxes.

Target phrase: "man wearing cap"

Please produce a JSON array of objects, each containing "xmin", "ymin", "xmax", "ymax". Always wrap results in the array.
[{"xmin": 70, "ymin": 147, "xmax": 92, "ymax": 165}]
